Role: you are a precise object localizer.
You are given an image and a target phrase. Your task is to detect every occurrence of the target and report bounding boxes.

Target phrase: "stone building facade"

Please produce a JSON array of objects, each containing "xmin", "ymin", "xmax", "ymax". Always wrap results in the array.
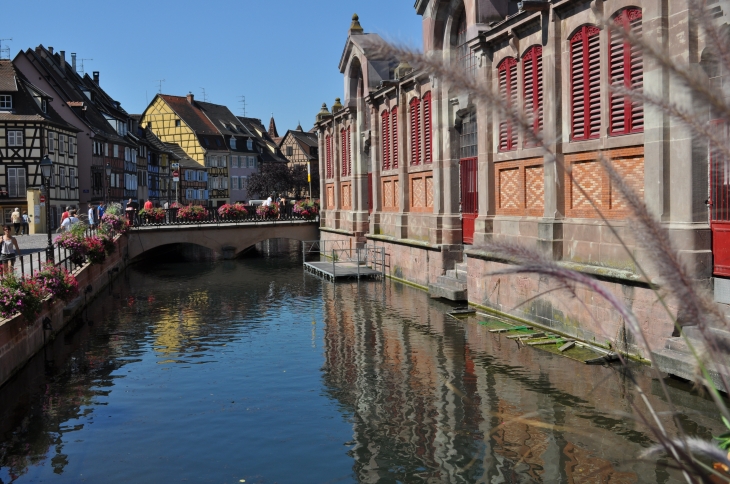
[{"xmin": 315, "ymin": 3, "xmax": 730, "ymax": 359}]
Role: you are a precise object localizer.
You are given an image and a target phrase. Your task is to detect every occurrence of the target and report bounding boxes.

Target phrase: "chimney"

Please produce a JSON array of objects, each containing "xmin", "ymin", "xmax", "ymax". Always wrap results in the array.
[
  {"xmin": 48, "ymin": 46, "xmax": 54, "ymax": 54},
  {"xmin": 60, "ymin": 51, "xmax": 66, "ymax": 72},
  {"xmin": 71, "ymin": 53, "xmax": 77, "ymax": 72},
  {"xmin": 186, "ymin": 93, "xmax": 194, "ymax": 104},
  {"xmin": 93, "ymin": 71, "xmax": 99, "ymax": 84}
]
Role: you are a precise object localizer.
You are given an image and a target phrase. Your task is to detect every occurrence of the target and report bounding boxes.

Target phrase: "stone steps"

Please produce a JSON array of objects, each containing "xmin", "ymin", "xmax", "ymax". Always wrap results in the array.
[
  {"xmin": 428, "ymin": 255, "xmax": 468, "ymax": 301},
  {"xmin": 651, "ymin": 326, "xmax": 730, "ymax": 392}
]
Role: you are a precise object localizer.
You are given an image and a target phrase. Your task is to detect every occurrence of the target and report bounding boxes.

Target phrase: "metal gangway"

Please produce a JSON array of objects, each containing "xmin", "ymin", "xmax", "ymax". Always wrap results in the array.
[{"xmin": 302, "ymin": 240, "xmax": 385, "ymax": 281}]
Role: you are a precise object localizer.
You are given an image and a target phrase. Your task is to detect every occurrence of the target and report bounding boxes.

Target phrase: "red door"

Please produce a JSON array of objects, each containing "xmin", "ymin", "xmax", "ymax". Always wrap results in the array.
[
  {"xmin": 710, "ymin": 122, "xmax": 730, "ymax": 276},
  {"xmin": 460, "ymin": 157, "xmax": 478, "ymax": 244}
]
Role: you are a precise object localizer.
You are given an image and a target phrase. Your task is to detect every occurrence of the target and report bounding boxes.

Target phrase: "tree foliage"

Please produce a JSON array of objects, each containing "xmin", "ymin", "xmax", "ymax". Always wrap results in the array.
[{"xmin": 245, "ymin": 162, "xmax": 319, "ymax": 199}]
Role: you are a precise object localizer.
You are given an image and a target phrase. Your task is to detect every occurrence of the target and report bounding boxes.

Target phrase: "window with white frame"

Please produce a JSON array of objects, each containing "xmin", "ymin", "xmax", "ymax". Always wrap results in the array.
[
  {"xmin": 69, "ymin": 137, "xmax": 76, "ymax": 156},
  {"xmin": 48, "ymin": 131, "xmax": 55, "ymax": 152},
  {"xmin": 7, "ymin": 168, "xmax": 26, "ymax": 198},
  {"xmin": 70, "ymin": 168, "xmax": 77, "ymax": 188},
  {"xmin": 104, "ymin": 143, "xmax": 109, "ymax": 157},
  {"xmin": 113, "ymin": 144, "xmax": 119, "ymax": 158},
  {"xmin": 247, "ymin": 139, "xmax": 253, "ymax": 150},
  {"xmin": 8, "ymin": 131, "xmax": 22, "ymax": 147},
  {"xmin": 221, "ymin": 156, "xmax": 227, "ymax": 167},
  {"xmin": 211, "ymin": 156, "xmax": 218, "ymax": 167},
  {"xmin": 59, "ymin": 134, "xmax": 66, "ymax": 154},
  {"xmin": 0, "ymin": 95, "xmax": 11, "ymax": 109},
  {"xmin": 230, "ymin": 138, "xmax": 237, "ymax": 149},
  {"xmin": 59, "ymin": 166, "xmax": 66, "ymax": 188},
  {"xmin": 222, "ymin": 177, "xmax": 228, "ymax": 189}
]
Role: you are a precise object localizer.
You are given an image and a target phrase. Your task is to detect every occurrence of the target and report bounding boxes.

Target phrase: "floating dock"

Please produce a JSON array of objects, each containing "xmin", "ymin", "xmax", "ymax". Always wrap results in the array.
[{"xmin": 303, "ymin": 261, "xmax": 383, "ymax": 281}]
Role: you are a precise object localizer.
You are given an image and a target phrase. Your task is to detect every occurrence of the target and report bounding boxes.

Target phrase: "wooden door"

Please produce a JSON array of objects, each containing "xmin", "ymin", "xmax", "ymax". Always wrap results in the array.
[{"xmin": 460, "ymin": 157, "xmax": 478, "ymax": 244}]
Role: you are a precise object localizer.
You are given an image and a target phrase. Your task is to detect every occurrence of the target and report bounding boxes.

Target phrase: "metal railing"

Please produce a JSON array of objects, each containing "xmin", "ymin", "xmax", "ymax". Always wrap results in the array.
[
  {"xmin": 4, "ymin": 225, "xmax": 115, "ymax": 279},
  {"xmin": 302, "ymin": 240, "xmax": 386, "ymax": 280},
  {"xmin": 129, "ymin": 206, "xmax": 319, "ymax": 228}
]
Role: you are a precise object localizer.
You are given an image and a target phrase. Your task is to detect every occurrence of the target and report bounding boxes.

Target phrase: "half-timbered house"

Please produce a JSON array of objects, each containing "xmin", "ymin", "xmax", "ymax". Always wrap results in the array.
[
  {"xmin": 279, "ymin": 125, "xmax": 319, "ymax": 198},
  {"xmin": 0, "ymin": 60, "xmax": 79, "ymax": 227},
  {"xmin": 165, "ymin": 143, "xmax": 208, "ymax": 205}
]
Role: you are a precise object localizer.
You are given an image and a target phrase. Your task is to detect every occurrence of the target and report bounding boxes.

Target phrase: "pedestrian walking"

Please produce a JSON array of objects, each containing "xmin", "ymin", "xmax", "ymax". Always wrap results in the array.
[
  {"xmin": 60, "ymin": 206, "xmax": 70, "ymax": 225},
  {"xmin": 10, "ymin": 208, "xmax": 21, "ymax": 235},
  {"xmin": 21, "ymin": 211, "xmax": 29, "ymax": 235},
  {"xmin": 88, "ymin": 205, "xmax": 96, "ymax": 228},
  {"xmin": 97, "ymin": 202, "xmax": 106, "ymax": 221},
  {"xmin": 61, "ymin": 209, "xmax": 80, "ymax": 231},
  {"xmin": 0, "ymin": 224, "xmax": 20, "ymax": 274}
]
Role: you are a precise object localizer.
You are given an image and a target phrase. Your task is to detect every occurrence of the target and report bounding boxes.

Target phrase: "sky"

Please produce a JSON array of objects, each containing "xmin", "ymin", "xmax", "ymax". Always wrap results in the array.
[{"xmin": 4, "ymin": 0, "xmax": 423, "ymax": 134}]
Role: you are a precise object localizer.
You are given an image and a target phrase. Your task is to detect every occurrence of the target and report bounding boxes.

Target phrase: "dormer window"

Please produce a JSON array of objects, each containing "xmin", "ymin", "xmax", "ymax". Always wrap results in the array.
[
  {"xmin": 216, "ymin": 138, "xmax": 222, "ymax": 147},
  {"xmin": 42, "ymin": 99, "xmax": 47, "ymax": 113},
  {"xmin": 230, "ymin": 137, "xmax": 237, "ymax": 149},
  {"xmin": 0, "ymin": 95, "xmax": 11, "ymax": 110},
  {"xmin": 247, "ymin": 139, "xmax": 253, "ymax": 150},
  {"xmin": 175, "ymin": 119, "xmax": 181, "ymax": 127}
]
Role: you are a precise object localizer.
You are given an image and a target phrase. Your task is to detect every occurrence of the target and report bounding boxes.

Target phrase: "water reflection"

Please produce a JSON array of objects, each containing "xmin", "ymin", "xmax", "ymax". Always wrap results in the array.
[
  {"xmin": 0, "ymin": 240, "xmax": 722, "ymax": 483},
  {"xmin": 321, "ymin": 281, "xmax": 720, "ymax": 483}
]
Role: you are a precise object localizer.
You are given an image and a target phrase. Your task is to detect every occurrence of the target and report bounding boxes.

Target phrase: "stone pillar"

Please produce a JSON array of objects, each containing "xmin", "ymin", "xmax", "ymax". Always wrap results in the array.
[
  {"xmin": 396, "ymin": 86, "xmax": 409, "ymax": 239},
  {"xmin": 665, "ymin": 0, "xmax": 712, "ymax": 279},
  {"xmin": 369, "ymin": 102, "xmax": 382, "ymax": 235},
  {"xmin": 472, "ymin": 39, "xmax": 494, "ymax": 246},
  {"xmin": 539, "ymin": 8, "xmax": 565, "ymax": 259}
]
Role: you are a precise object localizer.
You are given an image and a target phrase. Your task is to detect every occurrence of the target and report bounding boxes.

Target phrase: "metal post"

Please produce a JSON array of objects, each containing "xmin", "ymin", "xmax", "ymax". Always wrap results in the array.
[
  {"xmin": 332, "ymin": 249, "xmax": 335, "ymax": 279},
  {"xmin": 45, "ymin": 177, "xmax": 54, "ymax": 264}
]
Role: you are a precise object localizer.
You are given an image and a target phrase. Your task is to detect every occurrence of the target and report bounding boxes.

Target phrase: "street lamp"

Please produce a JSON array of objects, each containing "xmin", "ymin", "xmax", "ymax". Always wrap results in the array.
[
  {"xmin": 40, "ymin": 155, "xmax": 54, "ymax": 263},
  {"xmin": 105, "ymin": 162, "xmax": 112, "ymax": 204}
]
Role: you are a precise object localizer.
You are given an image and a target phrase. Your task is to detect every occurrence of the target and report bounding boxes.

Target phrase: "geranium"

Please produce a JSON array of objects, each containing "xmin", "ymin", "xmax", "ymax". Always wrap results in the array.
[
  {"xmin": 100, "ymin": 234, "xmax": 116, "ymax": 255},
  {"xmin": 0, "ymin": 273, "xmax": 44, "ymax": 321},
  {"xmin": 292, "ymin": 200, "xmax": 319, "ymax": 220},
  {"xmin": 85, "ymin": 236, "xmax": 106, "ymax": 264},
  {"xmin": 177, "ymin": 204, "xmax": 209, "ymax": 222},
  {"xmin": 55, "ymin": 231, "xmax": 87, "ymax": 265},
  {"xmin": 218, "ymin": 203, "xmax": 250, "ymax": 219},
  {"xmin": 100, "ymin": 213, "xmax": 129, "ymax": 235},
  {"xmin": 139, "ymin": 207, "xmax": 166, "ymax": 223},
  {"xmin": 256, "ymin": 203, "xmax": 279, "ymax": 218},
  {"xmin": 34, "ymin": 263, "xmax": 79, "ymax": 302}
]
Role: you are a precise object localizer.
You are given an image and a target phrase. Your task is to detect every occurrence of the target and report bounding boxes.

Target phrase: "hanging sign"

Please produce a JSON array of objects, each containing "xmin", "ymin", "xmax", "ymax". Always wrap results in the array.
[{"xmin": 173, "ymin": 170, "xmax": 180, "ymax": 182}]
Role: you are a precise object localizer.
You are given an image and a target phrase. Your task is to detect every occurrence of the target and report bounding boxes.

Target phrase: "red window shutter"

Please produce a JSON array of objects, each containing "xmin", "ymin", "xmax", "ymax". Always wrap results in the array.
[
  {"xmin": 381, "ymin": 110, "xmax": 390, "ymax": 170},
  {"xmin": 340, "ymin": 128, "xmax": 346, "ymax": 176},
  {"xmin": 410, "ymin": 97, "xmax": 421, "ymax": 165},
  {"xmin": 571, "ymin": 26, "xmax": 601, "ymax": 141},
  {"xmin": 522, "ymin": 46, "xmax": 543, "ymax": 147},
  {"xmin": 326, "ymin": 135, "xmax": 332, "ymax": 178},
  {"xmin": 498, "ymin": 57, "xmax": 518, "ymax": 151},
  {"xmin": 391, "ymin": 107, "xmax": 399, "ymax": 169},
  {"xmin": 423, "ymin": 92, "xmax": 432, "ymax": 164},
  {"xmin": 609, "ymin": 8, "xmax": 643, "ymax": 136},
  {"xmin": 347, "ymin": 126, "xmax": 352, "ymax": 176}
]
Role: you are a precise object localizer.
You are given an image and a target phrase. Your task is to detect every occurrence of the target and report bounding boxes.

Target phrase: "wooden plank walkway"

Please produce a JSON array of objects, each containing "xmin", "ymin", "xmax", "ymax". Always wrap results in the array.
[{"xmin": 304, "ymin": 261, "xmax": 383, "ymax": 281}]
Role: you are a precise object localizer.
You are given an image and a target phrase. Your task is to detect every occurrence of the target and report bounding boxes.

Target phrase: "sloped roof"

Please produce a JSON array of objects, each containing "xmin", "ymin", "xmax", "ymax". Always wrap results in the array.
[
  {"xmin": 164, "ymin": 142, "xmax": 205, "ymax": 169},
  {"xmin": 0, "ymin": 60, "xmax": 78, "ymax": 130},
  {"xmin": 159, "ymin": 94, "xmax": 220, "ymax": 135}
]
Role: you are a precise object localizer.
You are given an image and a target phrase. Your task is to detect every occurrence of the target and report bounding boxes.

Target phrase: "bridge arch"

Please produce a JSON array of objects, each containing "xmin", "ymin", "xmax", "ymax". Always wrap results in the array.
[{"xmin": 126, "ymin": 223, "xmax": 320, "ymax": 260}]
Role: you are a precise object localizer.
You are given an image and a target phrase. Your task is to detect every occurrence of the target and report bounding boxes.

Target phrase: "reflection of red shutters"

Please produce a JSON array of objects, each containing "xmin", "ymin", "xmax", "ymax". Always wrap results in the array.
[
  {"xmin": 325, "ymin": 135, "xmax": 332, "ymax": 178},
  {"xmin": 423, "ymin": 92, "xmax": 432, "ymax": 164},
  {"xmin": 571, "ymin": 25, "xmax": 601, "ymax": 140},
  {"xmin": 381, "ymin": 110, "xmax": 390, "ymax": 170},
  {"xmin": 410, "ymin": 97, "xmax": 421, "ymax": 165},
  {"xmin": 391, "ymin": 107, "xmax": 399, "ymax": 169},
  {"xmin": 522, "ymin": 46, "xmax": 543, "ymax": 147},
  {"xmin": 498, "ymin": 57, "xmax": 518, "ymax": 151},
  {"xmin": 609, "ymin": 8, "xmax": 643, "ymax": 136}
]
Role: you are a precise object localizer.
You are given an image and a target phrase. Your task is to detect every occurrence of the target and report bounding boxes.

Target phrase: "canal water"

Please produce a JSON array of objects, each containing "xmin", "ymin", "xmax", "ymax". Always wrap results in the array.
[{"xmin": 0, "ymin": 242, "xmax": 722, "ymax": 483}]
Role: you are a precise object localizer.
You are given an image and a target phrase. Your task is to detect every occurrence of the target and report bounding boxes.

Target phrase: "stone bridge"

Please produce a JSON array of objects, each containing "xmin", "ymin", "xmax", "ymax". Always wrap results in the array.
[{"xmin": 126, "ymin": 221, "xmax": 319, "ymax": 260}]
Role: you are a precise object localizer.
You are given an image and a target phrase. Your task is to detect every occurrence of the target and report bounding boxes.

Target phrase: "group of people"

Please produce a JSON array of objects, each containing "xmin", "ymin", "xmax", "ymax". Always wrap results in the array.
[
  {"xmin": 8, "ymin": 208, "xmax": 30, "ymax": 236},
  {"xmin": 262, "ymin": 194, "xmax": 290, "ymax": 218}
]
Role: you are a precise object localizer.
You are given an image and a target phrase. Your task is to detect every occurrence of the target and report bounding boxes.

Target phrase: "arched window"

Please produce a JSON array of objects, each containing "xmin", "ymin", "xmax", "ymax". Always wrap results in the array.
[
  {"xmin": 325, "ymin": 134, "xmax": 332, "ymax": 178},
  {"xmin": 410, "ymin": 97, "xmax": 422, "ymax": 165},
  {"xmin": 522, "ymin": 46, "xmax": 543, "ymax": 147},
  {"xmin": 498, "ymin": 57, "xmax": 518, "ymax": 151},
  {"xmin": 456, "ymin": 11, "xmax": 476, "ymax": 77},
  {"xmin": 381, "ymin": 110, "xmax": 390, "ymax": 170},
  {"xmin": 609, "ymin": 8, "xmax": 643, "ymax": 136},
  {"xmin": 423, "ymin": 92, "xmax": 433, "ymax": 164},
  {"xmin": 391, "ymin": 107, "xmax": 399, "ymax": 169},
  {"xmin": 570, "ymin": 25, "xmax": 601, "ymax": 140}
]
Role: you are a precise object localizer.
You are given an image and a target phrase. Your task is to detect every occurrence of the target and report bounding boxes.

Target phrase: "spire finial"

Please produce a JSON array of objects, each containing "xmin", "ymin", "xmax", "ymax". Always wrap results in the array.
[{"xmin": 349, "ymin": 13, "xmax": 364, "ymax": 35}]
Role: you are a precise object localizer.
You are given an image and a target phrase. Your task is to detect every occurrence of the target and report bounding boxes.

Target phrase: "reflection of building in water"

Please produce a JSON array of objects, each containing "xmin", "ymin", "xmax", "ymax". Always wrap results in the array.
[{"xmin": 321, "ymin": 282, "xmax": 715, "ymax": 482}]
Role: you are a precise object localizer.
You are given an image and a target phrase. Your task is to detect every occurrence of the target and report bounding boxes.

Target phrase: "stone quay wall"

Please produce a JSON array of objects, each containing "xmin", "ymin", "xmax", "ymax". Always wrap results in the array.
[{"xmin": 0, "ymin": 235, "xmax": 129, "ymax": 389}]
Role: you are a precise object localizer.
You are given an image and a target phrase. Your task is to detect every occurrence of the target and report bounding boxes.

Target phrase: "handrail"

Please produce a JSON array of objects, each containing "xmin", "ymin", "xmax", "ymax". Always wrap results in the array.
[{"xmin": 128, "ymin": 206, "xmax": 318, "ymax": 229}]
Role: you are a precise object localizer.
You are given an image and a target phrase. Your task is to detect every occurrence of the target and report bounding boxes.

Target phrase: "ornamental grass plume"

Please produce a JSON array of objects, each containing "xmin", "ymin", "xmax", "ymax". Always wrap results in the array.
[{"xmin": 364, "ymin": 1, "xmax": 730, "ymax": 478}]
